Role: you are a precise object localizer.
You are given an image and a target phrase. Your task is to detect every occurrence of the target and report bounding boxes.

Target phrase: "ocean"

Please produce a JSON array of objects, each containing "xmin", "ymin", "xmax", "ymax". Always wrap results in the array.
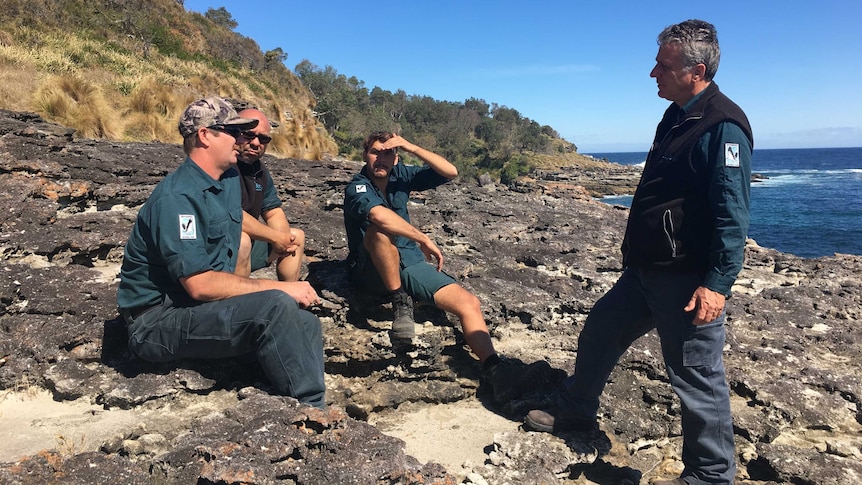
[{"xmin": 585, "ymin": 147, "xmax": 862, "ymax": 259}]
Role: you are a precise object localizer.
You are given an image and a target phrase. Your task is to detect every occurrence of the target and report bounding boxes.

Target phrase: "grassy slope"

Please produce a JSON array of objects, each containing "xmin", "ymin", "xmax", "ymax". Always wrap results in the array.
[
  {"xmin": 0, "ymin": 0, "xmax": 336, "ymax": 159},
  {"xmin": 0, "ymin": 0, "xmax": 606, "ymax": 170}
]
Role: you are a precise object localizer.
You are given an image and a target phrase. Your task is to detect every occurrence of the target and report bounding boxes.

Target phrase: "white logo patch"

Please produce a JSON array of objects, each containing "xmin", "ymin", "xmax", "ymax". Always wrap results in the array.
[
  {"xmin": 179, "ymin": 214, "xmax": 197, "ymax": 240},
  {"xmin": 724, "ymin": 143, "xmax": 740, "ymax": 168},
  {"xmin": 356, "ymin": 184, "xmax": 367, "ymax": 193}
]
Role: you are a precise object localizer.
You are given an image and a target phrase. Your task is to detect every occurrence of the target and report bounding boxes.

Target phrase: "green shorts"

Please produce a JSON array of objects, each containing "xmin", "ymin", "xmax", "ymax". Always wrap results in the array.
[
  {"xmin": 349, "ymin": 249, "xmax": 456, "ymax": 304},
  {"xmin": 250, "ymin": 239, "xmax": 271, "ymax": 272}
]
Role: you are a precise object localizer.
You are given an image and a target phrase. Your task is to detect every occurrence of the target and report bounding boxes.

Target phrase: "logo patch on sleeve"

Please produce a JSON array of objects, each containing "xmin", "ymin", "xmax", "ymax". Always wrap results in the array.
[
  {"xmin": 179, "ymin": 214, "xmax": 197, "ymax": 239},
  {"xmin": 724, "ymin": 143, "xmax": 740, "ymax": 167},
  {"xmin": 355, "ymin": 184, "xmax": 367, "ymax": 193}
]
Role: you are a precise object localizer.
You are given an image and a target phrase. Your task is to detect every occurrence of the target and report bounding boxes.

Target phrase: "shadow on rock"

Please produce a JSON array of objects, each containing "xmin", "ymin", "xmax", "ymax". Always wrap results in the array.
[
  {"xmin": 477, "ymin": 358, "xmax": 569, "ymax": 421},
  {"xmin": 573, "ymin": 458, "xmax": 642, "ymax": 485}
]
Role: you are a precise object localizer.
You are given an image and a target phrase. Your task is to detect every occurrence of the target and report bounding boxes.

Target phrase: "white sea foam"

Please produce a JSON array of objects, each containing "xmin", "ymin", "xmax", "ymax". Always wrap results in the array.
[{"xmin": 593, "ymin": 147, "xmax": 862, "ymax": 257}]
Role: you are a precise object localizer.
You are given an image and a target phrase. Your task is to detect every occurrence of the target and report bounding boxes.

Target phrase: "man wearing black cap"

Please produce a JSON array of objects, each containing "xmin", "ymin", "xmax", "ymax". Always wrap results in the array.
[{"xmin": 117, "ymin": 97, "xmax": 326, "ymax": 409}]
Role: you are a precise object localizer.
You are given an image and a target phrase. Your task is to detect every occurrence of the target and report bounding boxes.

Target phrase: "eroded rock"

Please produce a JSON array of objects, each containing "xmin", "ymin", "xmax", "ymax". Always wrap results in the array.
[{"xmin": 1, "ymin": 109, "xmax": 860, "ymax": 484}]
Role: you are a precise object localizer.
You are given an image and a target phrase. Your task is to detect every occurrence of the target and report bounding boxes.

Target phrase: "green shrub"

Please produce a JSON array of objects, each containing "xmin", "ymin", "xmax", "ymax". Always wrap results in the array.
[{"xmin": 500, "ymin": 155, "xmax": 535, "ymax": 185}]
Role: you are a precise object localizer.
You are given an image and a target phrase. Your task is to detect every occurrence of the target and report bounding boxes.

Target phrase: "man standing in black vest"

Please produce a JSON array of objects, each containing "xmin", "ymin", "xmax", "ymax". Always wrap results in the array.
[
  {"xmin": 525, "ymin": 19, "xmax": 752, "ymax": 485},
  {"xmin": 233, "ymin": 108, "xmax": 306, "ymax": 282}
]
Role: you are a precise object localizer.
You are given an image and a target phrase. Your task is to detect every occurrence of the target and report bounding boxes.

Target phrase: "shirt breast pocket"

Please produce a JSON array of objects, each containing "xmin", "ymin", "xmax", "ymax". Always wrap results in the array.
[
  {"xmin": 390, "ymin": 191, "xmax": 409, "ymax": 210},
  {"xmin": 228, "ymin": 206, "xmax": 242, "ymax": 224},
  {"xmin": 206, "ymin": 216, "xmax": 229, "ymax": 246}
]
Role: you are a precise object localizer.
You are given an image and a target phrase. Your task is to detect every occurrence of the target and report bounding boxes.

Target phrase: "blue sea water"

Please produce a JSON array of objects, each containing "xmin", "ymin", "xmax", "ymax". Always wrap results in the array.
[{"xmin": 585, "ymin": 147, "xmax": 862, "ymax": 258}]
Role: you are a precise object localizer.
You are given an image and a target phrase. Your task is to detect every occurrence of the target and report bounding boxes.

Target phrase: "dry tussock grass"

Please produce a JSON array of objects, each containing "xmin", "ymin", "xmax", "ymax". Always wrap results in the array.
[
  {"xmin": 122, "ymin": 77, "xmax": 183, "ymax": 142},
  {"xmin": 0, "ymin": 30, "xmax": 13, "ymax": 47},
  {"xmin": 0, "ymin": 45, "xmax": 39, "ymax": 111},
  {"xmin": 56, "ymin": 434, "xmax": 87, "ymax": 457},
  {"xmin": 128, "ymin": 77, "xmax": 179, "ymax": 117},
  {"xmin": 0, "ymin": 26, "xmax": 335, "ymax": 159},
  {"xmin": 531, "ymin": 151, "xmax": 614, "ymax": 170},
  {"xmin": 34, "ymin": 75, "xmax": 121, "ymax": 140},
  {"xmin": 123, "ymin": 112, "xmax": 178, "ymax": 143},
  {"xmin": 265, "ymin": 100, "xmax": 290, "ymax": 126},
  {"xmin": 0, "ymin": 43, "xmax": 28, "ymax": 65},
  {"xmin": 268, "ymin": 117, "xmax": 336, "ymax": 160},
  {"xmin": 0, "ymin": 67, "xmax": 39, "ymax": 112}
]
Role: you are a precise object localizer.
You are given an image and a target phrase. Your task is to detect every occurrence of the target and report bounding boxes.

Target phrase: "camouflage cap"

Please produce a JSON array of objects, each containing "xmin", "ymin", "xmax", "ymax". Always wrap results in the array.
[{"xmin": 178, "ymin": 96, "xmax": 259, "ymax": 138}]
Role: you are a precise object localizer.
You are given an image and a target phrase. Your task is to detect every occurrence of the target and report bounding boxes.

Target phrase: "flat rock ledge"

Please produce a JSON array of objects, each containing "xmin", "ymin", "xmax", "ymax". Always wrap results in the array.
[{"xmin": 0, "ymin": 109, "xmax": 860, "ymax": 484}]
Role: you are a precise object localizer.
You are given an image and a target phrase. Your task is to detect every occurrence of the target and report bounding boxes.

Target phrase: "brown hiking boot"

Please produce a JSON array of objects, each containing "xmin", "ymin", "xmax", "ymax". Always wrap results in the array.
[
  {"xmin": 524, "ymin": 408, "xmax": 597, "ymax": 434},
  {"xmin": 524, "ymin": 390, "xmax": 598, "ymax": 434},
  {"xmin": 389, "ymin": 290, "xmax": 415, "ymax": 340}
]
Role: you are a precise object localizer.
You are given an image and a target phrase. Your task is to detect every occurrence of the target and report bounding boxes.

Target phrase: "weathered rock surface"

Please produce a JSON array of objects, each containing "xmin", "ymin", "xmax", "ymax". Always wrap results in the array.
[{"xmin": 0, "ymin": 109, "xmax": 860, "ymax": 484}]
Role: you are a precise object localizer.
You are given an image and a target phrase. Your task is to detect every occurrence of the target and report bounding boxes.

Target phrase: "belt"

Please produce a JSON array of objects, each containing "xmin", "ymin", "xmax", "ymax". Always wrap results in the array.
[{"xmin": 122, "ymin": 304, "xmax": 159, "ymax": 321}]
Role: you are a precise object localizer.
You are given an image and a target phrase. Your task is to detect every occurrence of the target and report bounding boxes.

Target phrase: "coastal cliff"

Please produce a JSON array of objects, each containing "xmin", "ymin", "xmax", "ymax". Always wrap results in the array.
[{"xmin": 0, "ymin": 109, "xmax": 860, "ymax": 484}]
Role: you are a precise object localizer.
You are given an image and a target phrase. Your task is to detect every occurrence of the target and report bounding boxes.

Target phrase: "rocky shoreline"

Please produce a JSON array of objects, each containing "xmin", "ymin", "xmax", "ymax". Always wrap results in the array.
[{"xmin": 0, "ymin": 109, "xmax": 860, "ymax": 484}]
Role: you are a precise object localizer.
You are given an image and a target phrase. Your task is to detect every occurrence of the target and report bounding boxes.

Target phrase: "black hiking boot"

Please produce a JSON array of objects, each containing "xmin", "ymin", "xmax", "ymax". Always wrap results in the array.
[{"xmin": 389, "ymin": 289, "xmax": 415, "ymax": 340}]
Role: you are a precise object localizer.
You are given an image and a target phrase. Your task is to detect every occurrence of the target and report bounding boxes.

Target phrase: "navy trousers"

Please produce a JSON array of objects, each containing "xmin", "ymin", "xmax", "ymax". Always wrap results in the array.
[
  {"xmin": 564, "ymin": 267, "xmax": 736, "ymax": 484},
  {"xmin": 125, "ymin": 289, "xmax": 325, "ymax": 408}
]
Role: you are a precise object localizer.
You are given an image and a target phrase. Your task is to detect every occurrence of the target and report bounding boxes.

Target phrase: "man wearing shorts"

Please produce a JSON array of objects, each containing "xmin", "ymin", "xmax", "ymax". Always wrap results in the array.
[{"xmin": 343, "ymin": 131, "xmax": 549, "ymax": 404}]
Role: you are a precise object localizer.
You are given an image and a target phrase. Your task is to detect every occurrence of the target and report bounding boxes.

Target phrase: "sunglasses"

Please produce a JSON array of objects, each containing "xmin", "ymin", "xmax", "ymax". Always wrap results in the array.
[
  {"xmin": 240, "ymin": 130, "xmax": 272, "ymax": 144},
  {"xmin": 207, "ymin": 125, "xmax": 243, "ymax": 139}
]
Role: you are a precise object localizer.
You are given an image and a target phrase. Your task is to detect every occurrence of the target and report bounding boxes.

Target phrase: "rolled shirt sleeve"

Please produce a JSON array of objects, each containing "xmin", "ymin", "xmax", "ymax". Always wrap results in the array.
[
  {"xmin": 118, "ymin": 160, "xmax": 242, "ymax": 309},
  {"xmin": 260, "ymin": 166, "xmax": 283, "ymax": 212}
]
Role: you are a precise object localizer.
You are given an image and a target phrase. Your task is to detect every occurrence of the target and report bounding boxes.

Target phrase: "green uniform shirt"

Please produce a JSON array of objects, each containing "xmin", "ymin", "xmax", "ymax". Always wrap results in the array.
[
  {"xmin": 694, "ymin": 120, "xmax": 751, "ymax": 294},
  {"xmin": 343, "ymin": 163, "xmax": 449, "ymax": 268},
  {"xmin": 117, "ymin": 157, "xmax": 242, "ymax": 309},
  {"xmin": 682, "ymin": 91, "xmax": 752, "ymax": 295}
]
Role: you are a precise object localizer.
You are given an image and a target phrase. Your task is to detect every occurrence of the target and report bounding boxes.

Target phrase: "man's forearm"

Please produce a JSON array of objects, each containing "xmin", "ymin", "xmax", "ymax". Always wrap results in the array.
[
  {"xmin": 181, "ymin": 270, "xmax": 285, "ymax": 302},
  {"xmin": 407, "ymin": 146, "xmax": 457, "ymax": 179},
  {"xmin": 243, "ymin": 210, "xmax": 286, "ymax": 244},
  {"xmin": 262, "ymin": 207, "xmax": 291, "ymax": 233},
  {"xmin": 379, "ymin": 135, "xmax": 458, "ymax": 179},
  {"xmin": 181, "ymin": 270, "xmax": 319, "ymax": 307},
  {"xmin": 368, "ymin": 205, "xmax": 432, "ymax": 246}
]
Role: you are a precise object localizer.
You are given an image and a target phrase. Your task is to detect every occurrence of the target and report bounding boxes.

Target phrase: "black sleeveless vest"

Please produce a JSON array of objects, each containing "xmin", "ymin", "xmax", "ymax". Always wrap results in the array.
[{"xmin": 621, "ymin": 83, "xmax": 753, "ymax": 272}]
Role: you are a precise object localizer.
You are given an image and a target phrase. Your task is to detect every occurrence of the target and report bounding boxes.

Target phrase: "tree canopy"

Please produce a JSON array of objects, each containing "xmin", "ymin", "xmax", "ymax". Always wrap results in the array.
[
  {"xmin": 204, "ymin": 7, "xmax": 237, "ymax": 30},
  {"xmin": 295, "ymin": 61, "xmax": 574, "ymax": 180}
]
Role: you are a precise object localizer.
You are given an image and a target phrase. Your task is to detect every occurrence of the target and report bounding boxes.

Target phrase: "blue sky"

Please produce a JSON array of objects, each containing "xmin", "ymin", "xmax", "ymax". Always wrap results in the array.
[{"xmin": 184, "ymin": 1, "xmax": 861, "ymax": 153}]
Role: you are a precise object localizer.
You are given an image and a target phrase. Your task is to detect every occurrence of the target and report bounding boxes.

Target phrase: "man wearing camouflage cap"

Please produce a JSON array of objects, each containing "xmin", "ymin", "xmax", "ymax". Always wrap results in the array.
[{"xmin": 118, "ymin": 97, "xmax": 327, "ymax": 408}]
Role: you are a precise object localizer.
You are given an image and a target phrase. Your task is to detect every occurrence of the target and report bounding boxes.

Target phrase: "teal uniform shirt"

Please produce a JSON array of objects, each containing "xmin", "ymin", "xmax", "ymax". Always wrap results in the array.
[
  {"xmin": 117, "ymin": 157, "xmax": 242, "ymax": 310},
  {"xmin": 682, "ymin": 89, "xmax": 752, "ymax": 294},
  {"xmin": 343, "ymin": 162, "xmax": 449, "ymax": 268}
]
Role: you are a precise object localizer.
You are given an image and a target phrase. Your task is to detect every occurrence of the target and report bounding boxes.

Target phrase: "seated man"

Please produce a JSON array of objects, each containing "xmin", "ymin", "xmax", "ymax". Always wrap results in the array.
[
  {"xmin": 233, "ymin": 108, "xmax": 305, "ymax": 282},
  {"xmin": 343, "ymin": 131, "xmax": 549, "ymax": 404},
  {"xmin": 117, "ymin": 97, "xmax": 326, "ymax": 408}
]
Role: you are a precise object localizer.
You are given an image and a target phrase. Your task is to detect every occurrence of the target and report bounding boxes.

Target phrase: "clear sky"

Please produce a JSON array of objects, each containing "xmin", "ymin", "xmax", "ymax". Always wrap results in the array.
[{"xmin": 184, "ymin": 0, "xmax": 861, "ymax": 153}]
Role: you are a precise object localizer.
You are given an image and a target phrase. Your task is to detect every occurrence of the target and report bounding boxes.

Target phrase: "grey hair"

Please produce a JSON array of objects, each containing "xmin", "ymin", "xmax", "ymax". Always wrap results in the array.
[{"xmin": 657, "ymin": 19, "xmax": 721, "ymax": 81}]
